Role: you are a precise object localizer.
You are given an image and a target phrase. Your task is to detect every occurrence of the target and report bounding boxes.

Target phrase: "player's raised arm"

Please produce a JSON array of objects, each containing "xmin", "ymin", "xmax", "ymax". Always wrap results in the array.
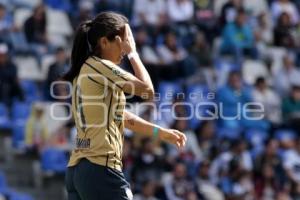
[
  {"xmin": 116, "ymin": 24, "xmax": 154, "ymax": 100},
  {"xmin": 124, "ymin": 110, "xmax": 187, "ymax": 149}
]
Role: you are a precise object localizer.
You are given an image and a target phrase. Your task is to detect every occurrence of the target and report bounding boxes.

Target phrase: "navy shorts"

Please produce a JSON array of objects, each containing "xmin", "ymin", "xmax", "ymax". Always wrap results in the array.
[{"xmin": 65, "ymin": 159, "xmax": 132, "ymax": 200}]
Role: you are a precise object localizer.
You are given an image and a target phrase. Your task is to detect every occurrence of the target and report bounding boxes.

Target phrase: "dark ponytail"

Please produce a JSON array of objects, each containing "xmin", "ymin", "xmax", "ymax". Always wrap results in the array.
[
  {"xmin": 63, "ymin": 12, "xmax": 128, "ymax": 82},
  {"xmin": 63, "ymin": 21, "xmax": 92, "ymax": 82}
]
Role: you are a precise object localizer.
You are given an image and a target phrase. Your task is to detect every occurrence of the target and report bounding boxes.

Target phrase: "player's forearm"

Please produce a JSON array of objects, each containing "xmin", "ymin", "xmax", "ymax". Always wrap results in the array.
[
  {"xmin": 124, "ymin": 111, "xmax": 187, "ymax": 148},
  {"xmin": 129, "ymin": 55, "xmax": 154, "ymax": 92},
  {"xmin": 124, "ymin": 110, "xmax": 163, "ymax": 137}
]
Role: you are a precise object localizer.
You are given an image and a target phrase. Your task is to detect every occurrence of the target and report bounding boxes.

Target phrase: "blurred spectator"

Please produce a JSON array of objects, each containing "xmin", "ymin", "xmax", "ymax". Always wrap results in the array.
[
  {"xmin": 48, "ymin": 121, "xmax": 76, "ymax": 151},
  {"xmin": 210, "ymin": 139, "xmax": 253, "ymax": 185},
  {"xmin": 195, "ymin": 160, "xmax": 225, "ymax": 200},
  {"xmin": 136, "ymin": 28, "xmax": 160, "ymax": 65},
  {"xmin": 273, "ymin": 54, "xmax": 300, "ymax": 97},
  {"xmin": 252, "ymin": 77, "xmax": 282, "ymax": 125},
  {"xmin": 24, "ymin": 4, "xmax": 50, "ymax": 64},
  {"xmin": 24, "ymin": 4, "xmax": 47, "ymax": 45},
  {"xmin": 0, "ymin": 43, "xmax": 23, "ymax": 108},
  {"xmin": 167, "ymin": 0, "xmax": 194, "ymax": 23},
  {"xmin": 157, "ymin": 31, "xmax": 196, "ymax": 79},
  {"xmin": 231, "ymin": 171, "xmax": 255, "ymax": 200},
  {"xmin": 254, "ymin": 139, "xmax": 284, "ymax": 199},
  {"xmin": 254, "ymin": 13, "xmax": 274, "ymax": 58},
  {"xmin": 255, "ymin": 13, "xmax": 273, "ymax": 45},
  {"xmin": 219, "ymin": 0, "xmax": 244, "ymax": 28},
  {"xmin": 243, "ymin": 0, "xmax": 269, "ymax": 16},
  {"xmin": 123, "ymin": 136, "xmax": 135, "ymax": 181},
  {"xmin": 221, "ymin": 9, "xmax": 257, "ymax": 64},
  {"xmin": 158, "ymin": 31, "xmax": 187, "ymax": 65},
  {"xmin": 282, "ymin": 85, "xmax": 300, "ymax": 131},
  {"xmin": 271, "ymin": 0, "xmax": 300, "ymax": 25},
  {"xmin": 71, "ymin": 1, "xmax": 93, "ymax": 28},
  {"xmin": 190, "ymin": 31, "xmax": 212, "ymax": 67},
  {"xmin": 169, "ymin": 119, "xmax": 201, "ymax": 170},
  {"xmin": 0, "ymin": 4, "xmax": 12, "ymax": 42},
  {"xmin": 132, "ymin": 0, "xmax": 167, "ymax": 27},
  {"xmin": 194, "ymin": 0, "xmax": 216, "ymax": 43},
  {"xmin": 46, "ymin": 47, "xmax": 69, "ymax": 100},
  {"xmin": 254, "ymin": 139, "xmax": 282, "ymax": 176},
  {"xmin": 133, "ymin": 180, "xmax": 159, "ymax": 200},
  {"xmin": 283, "ymin": 138, "xmax": 300, "ymax": 184},
  {"xmin": 255, "ymin": 163, "xmax": 281, "ymax": 200},
  {"xmin": 194, "ymin": 120, "xmax": 218, "ymax": 161},
  {"xmin": 273, "ymin": 12, "xmax": 298, "ymax": 48},
  {"xmin": 25, "ymin": 103, "xmax": 49, "ymax": 155},
  {"xmin": 217, "ymin": 70, "xmax": 252, "ymax": 130},
  {"xmin": 163, "ymin": 162, "xmax": 194, "ymax": 200},
  {"xmin": 131, "ymin": 138, "xmax": 163, "ymax": 191}
]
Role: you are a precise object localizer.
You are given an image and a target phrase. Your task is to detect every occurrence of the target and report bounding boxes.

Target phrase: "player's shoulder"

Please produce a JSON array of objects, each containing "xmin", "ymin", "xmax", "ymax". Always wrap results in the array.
[{"xmin": 86, "ymin": 56, "xmax": 123, "ymax": 74}]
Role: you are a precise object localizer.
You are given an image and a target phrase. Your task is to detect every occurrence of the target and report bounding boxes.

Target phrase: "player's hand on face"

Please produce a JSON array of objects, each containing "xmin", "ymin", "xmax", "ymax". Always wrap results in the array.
[
  {"xmin": 159, "ymin": 128, "xmax": 187, "ymax": 149},
  {"xmin": 115, "ymin": 24, "xmax": 136, "ymax": 55}
]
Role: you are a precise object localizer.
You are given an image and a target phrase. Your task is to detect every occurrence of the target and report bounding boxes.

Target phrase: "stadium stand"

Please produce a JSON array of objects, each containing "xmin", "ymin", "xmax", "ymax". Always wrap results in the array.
[{"xmin": 0, "ymin": 0, "xmax": 300, "ymax": 199}]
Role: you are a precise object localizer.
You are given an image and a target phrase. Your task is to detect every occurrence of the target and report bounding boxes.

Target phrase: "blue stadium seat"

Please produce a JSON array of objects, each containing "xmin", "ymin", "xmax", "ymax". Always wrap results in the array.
[
  {"xmin": 9, "ymin": 191, "xmax": 34, "ymax": 200},
  {"xmin": 157, "ymin": 82, "xmax": 183, "ymax": 126},
  {"xmin": 0, "ymin": 171, "xmax": 7, "ymax": 190},
  {"xmin": 245, "ymin": 129, "xmax": 268, "ymax": 147},
  {"xmin": 217, "ymin": 127, "xmax": 241, "ymax": 140},
  {"xmin": 12, "ymin": 122, "xmax": 26, "ymax": 150},
  {"xmin": 41, "ymin": 148, "xmax": 68, "ymax": 173},
  {"xmin": 20, "ymin": 80, "xmax": 40, "ymax": 103},
  {"xmin": 11, "ymin": 102, "xmax": 31, "ymax": 122},
  {"xmin": 215, "ymin": 59, "xmax": 239, "ymax": 71},
  {"xmin": 214, "ymin": 59, "xmax": 239, "ymax": 87},
  {"xmin": 158, "ymin": 81, "xmax": 182, "ymax": 102},
  {"xmin": 274, "ymin": 129, "xmax": 297, "ymax": 141},
  {"xmin": 0, "ymin": 103, "xmax": 12, "ymax": 129},
  {"xmin": 186, "ymin": 84, "xmax": 210, "ymax": 129}
]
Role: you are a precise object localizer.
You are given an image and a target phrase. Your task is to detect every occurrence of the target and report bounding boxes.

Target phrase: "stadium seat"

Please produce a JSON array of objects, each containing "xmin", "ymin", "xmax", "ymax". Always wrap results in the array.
[
  {"xmin": 41, "ymin": 148, "xmax": 68, "ymax": 173},
  {"xmin": 244, "ymin": 129, "xmax": 268, "ymax": 146},
  {"xmin": 157, "ymin": 82, "xmax": 183, "ymax": 126},
  {"xmin": 274, "ymin": 129, "xmax": 297, "ymax": 141},
  {"xmin": 11, "ymin": 102, "xmax": 31, "ymax": 122},
  {"xmin": 186, "ymin": 84, "xmax": 210, "ymax": 129},
  {"xmin": 0, "ymin": 103, "xmax": 12, "ymax": 130},
  {"xmin": 13, "ymin": 8, "xmax": 32, "ymax": 28},
  {"xmin": 41, "ymin": 55, "xmax": 56, "ymax": 80},
  {"xmin": 242, "ymin": 59, "xmax": 268, "ymax": 85},
  {"xmin": 158, "ymin": 81, "xmax": 182, "ymax": 102},
  {"xmin": 214, "ymin": 58, "xmax": 239, "ymax": 88},
  {"xmin": 0, "ymin": 171, "xmax": 7, "ymax": 190},
  {"xmin": 47, "ymin": 8, "xmax": 73, "ymax": 47},
  {"xmin": 13, "ymin": 56, "xmax": 41, "ymax": 81},
  {"xmin": 8, "ymin": 191, "xmax": 34, "ymax": 200},
  {"xmin": 12, "ymin": 121, "xmax": 26, "ymax": 149},
  {"xmin": 13, "ymin": 0, "xmax": 41, "ymax": 9},
  {"xmin": 20, "ymin": 80, "xmax": 40, "ymax": 103},
  {"xmin": 217, "ymin": 127, "xmax": 242, "ymax": 140}
]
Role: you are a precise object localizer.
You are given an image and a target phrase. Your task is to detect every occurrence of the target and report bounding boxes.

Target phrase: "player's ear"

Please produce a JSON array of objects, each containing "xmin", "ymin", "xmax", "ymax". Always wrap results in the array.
[
  {"xmin": 115, "ymin": 36, "xmax": 122, "ymax": 45},
  {"xmin": 99, "ymin": 37, "xmax": 108, "ymax": 49}
]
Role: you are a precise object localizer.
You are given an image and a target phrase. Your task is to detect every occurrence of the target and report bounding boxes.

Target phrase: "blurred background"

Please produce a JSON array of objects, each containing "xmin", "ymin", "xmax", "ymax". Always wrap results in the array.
[{"xmin": 0, "ymin": 0, "xmax": 300, "ymax": 199}]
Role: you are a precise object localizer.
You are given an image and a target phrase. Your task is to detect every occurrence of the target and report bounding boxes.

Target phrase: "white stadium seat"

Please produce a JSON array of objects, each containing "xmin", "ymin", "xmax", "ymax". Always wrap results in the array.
[{"xmin": 242, "ymin": 59, "xmax": 268, "ymax": 85}]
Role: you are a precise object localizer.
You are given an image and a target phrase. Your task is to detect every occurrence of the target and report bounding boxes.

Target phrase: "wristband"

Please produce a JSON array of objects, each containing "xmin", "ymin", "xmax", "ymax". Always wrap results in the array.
[
  {"xmin": 153, "ymin": 127, "xmax": 159, "ymax": 139},
  {"xmin": 127, "ymin": 51, "xmax": 139, "ymax": 60}
]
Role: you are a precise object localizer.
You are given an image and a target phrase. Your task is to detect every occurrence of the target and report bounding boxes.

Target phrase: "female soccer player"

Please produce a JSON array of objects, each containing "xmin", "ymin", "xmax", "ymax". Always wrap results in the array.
[{"xmin": 64, "ymin": 12, "xmax": 187, "ymax": 200}]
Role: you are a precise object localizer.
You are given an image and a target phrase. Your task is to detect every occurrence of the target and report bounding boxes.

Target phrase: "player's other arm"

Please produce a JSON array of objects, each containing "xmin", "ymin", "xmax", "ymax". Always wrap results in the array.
[{"xmin": 124, "ymin": 110, "xmax": 187, "ymax": 148}]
